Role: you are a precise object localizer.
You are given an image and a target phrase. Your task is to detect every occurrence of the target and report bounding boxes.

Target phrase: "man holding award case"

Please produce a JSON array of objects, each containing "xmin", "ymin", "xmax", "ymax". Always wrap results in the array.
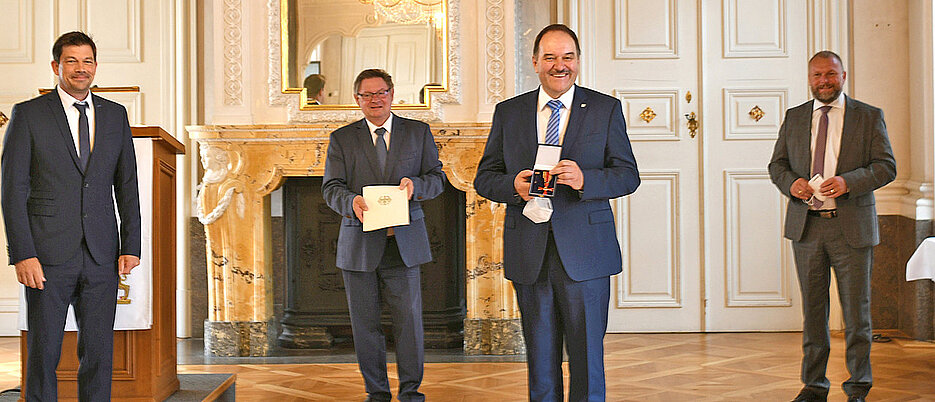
[{"xmin": 322, "ymin": 68, "xmax": 445, "ymax": 402}]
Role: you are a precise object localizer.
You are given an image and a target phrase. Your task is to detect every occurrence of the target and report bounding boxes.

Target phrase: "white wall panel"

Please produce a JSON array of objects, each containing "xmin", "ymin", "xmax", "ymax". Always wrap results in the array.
[
  {"xmin": 615, "ymin": 171, "xmax": 680, "ymax": 308},
  {"xmin": 0, "ymin": 0, "xmax": 34, "ymax": 63},
  {"xmin": 615, "ymin": 89, "xmax": 679, "ymax": 140},
  {"xmin": 615, "ymin": 0, "xmax": 677, "ymax": 58},
  {"xmin": 723, "ymin": 0, "xmax": 787, "ymax": 57},
  {"xmin": 723, "ymin": 88, "xmax": 788, "ymax": 140},
  {"xmin": 724, "ymin": 170, "xmax": 792, "ymax": 307}
]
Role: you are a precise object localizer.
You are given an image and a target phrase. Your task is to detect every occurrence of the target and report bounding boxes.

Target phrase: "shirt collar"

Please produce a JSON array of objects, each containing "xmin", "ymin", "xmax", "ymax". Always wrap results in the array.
[
  {"xmin": 365, "ymin": 113, "xmax": 394, "ymax": 135},
  {"xmin": 813, "ymin": 92, "xmax": 845, "ymax": 112},
  {"xmin": 537, "ymin": 85, "xmax": 576, "ymax": 112},
  {"xmin": 57, "ymin": 85, "xmax": 93, "ymax": 110}
]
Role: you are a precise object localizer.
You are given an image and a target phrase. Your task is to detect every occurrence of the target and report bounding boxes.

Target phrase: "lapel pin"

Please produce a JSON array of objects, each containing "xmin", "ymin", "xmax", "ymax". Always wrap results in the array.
[{"xmin": 580, "ymin": 103, "xmax": 586, "ymax": 108}]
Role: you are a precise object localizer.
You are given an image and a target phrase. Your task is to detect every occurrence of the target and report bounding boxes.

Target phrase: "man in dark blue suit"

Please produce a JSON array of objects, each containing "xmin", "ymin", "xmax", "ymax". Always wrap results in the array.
[
  {"xmin": 474, "ymin": 24, "xmax": 639, "ymax": 401},
  {"xmin": 322, "ymin": 69, "xmax": 444, "ymax": 402},
  {"xmin": 1, "ymin": 31, "xmax": 141, "ymax": 401}
]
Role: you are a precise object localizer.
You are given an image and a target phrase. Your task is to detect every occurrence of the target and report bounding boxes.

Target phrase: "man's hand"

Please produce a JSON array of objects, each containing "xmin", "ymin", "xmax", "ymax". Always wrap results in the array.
[
  {"xmin": 352, "ymin": 195, "xmax": 368, "ymax": 222},
  {"xmin": 399, "ymin": 177, "xmax": 414, "ymax": 200},
  {"xmin": 819, "ymin": 176, "xmax": 848, "ymax": 198},
  {"xmin": 551, "ymin": 160, "xmax": 584, "ymax": 190},
  {"xmin": 118, "ymin": 255, "xmax": 141, "ymax": 275},
  {"xmin": 789, "ymin": 178, "xmax": 813, "ymax": 200},
  {"xmin": 15, "ymin": 257, "xmax": 45, "ymax": 290},
  {"xmin": 514, "ymin": 170, "xmax": 533, "ymax": 201}
]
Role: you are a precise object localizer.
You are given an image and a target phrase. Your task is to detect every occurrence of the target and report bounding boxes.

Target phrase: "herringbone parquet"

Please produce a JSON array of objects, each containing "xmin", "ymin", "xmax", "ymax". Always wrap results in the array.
[{"xmin": 0, "ymin": 332, "xmax": 932, "ymax": 401}]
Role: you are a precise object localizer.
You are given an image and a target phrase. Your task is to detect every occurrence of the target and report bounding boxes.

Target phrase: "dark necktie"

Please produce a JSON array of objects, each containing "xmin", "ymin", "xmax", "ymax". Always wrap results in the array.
[
  {"xmin": 375, "ymin": 127, "xmax": 387, "ymax": 173},
  {"xmin": 74, "ymin": 101, "xmax": 91, "ymax": 171},
  {"xmin": 811, "ymin": 105, "xmax": 832, "ymax": 208},
  {"xmin": 545, "ymin": 99, "xmax": 562, "ymax": 145}
]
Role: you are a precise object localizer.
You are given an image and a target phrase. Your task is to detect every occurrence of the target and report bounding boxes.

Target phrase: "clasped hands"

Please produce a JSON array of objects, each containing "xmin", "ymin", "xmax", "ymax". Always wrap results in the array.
[
  {"xmin": 513, "ymin": 160, "xmax": 583, "ymax": 202},
  {"xmin": 352, "ymin": 177, "xmax": 414, "ymax": 223},
  {"xmin": 15, "ymin": 254, "xmax": 141, "ymax": 290},
  {"xmin": 789, "ymin": 176, "xmax": 848, "ymax": 201}
]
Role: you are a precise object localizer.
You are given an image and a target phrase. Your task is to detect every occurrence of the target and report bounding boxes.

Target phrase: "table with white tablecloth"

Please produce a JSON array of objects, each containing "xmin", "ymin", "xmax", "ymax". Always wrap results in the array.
[{"xmin": 907, "ymin": 237, "xmax": 935, "ymax": 282}]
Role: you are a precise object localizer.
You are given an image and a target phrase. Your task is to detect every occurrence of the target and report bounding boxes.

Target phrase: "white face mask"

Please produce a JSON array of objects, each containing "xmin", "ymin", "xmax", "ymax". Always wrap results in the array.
[{"xmin": 523, "ymin": 197, "xmax": 553, "ymax": 224}]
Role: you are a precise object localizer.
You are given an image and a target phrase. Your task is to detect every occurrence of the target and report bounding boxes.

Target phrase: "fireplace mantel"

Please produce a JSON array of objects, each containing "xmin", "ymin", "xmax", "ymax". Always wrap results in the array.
[{"xmin": 188, "ymin": 123, "xmax": 524, "ymax": 356}]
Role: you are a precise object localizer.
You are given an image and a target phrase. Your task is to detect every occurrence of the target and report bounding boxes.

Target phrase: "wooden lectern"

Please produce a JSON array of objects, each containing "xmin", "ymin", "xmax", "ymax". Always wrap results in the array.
[{"xmin": 20, "ymin": 126, "xmax": 185, "ymax": 401}]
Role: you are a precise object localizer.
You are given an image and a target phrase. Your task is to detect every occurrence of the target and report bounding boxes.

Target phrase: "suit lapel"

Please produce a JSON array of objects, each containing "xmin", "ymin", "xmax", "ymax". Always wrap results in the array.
[
  {"xmin": 383, "ymin": 115, "xmax": 405, "ymax": 181},
  {"xmin": 354, "ymin": 119, "xmax": 383, "ymax": 178},
  {"xmin": 560, "ymin": 86, "xmax": 589, "ymax": 159},
  {"xmin": 519, "ymin": 92, "xmax": 538, "ymax": 168},
  {"xmin": 795, "ymin": 100, "xmax": 815, "ymax": 176},
  {"xmin": 44, "ymin": 92, "xmax": 83, "ymax": 173},
  {"xmin": 836, "ymin": 96, "xmax": 859, "ymax": 174}
]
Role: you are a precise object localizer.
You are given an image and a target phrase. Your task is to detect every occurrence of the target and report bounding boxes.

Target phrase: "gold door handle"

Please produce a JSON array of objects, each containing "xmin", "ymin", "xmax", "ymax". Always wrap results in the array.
[{"xmin": 684, "ymin": 112, "xmax": 698, "ymax": 138}]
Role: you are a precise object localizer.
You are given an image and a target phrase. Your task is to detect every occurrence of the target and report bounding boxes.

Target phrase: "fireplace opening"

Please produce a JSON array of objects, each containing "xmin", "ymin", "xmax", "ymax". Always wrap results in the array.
[{"xmin": 277, "ymin": 176, "xmax": 466, "ymax": 349}]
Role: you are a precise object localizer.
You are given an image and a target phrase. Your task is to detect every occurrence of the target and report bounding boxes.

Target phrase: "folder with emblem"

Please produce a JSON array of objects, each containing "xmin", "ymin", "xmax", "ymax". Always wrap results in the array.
[{"xmin": 362, "ymin": 185, "xmax": 410, "ymax": 232}]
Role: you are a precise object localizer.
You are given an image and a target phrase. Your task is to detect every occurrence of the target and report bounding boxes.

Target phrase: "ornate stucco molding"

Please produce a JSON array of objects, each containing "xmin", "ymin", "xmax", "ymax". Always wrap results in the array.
[
  {"xmin": 223, "ymin": 0, "xmax": 244, "ymax": 106},
  {"xmin": 485, "ymin": 0, "xmax": 505, "ymax": 104},
  {"xmin": 266, "ymin": 0, "xmax": 463, "ymax": 122}
]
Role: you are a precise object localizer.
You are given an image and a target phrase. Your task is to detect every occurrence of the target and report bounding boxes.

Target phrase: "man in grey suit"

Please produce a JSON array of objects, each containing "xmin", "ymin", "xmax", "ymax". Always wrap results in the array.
[
  {"xmin": 322, "ymin": 69, "xmax": 444, "ymax": 402},
  {"xmin": 769, "ymin": 51, "xmax": 896, "ymax": 402},
  {"xmin": 1, "ymin": 31, "xmax": 141, "ymax": 401}
]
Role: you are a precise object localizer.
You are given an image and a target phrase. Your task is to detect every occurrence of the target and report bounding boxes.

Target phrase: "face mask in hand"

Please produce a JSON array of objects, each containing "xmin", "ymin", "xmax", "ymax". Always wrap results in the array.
[{"xmin": 523, "ymin": 197, "xmax": 553, "ymax": 223}]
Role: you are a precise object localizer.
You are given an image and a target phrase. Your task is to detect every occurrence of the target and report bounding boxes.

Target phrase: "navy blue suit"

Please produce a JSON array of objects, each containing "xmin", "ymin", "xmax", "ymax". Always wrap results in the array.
[
  {"xmin": 322, "ymin": 115, "xmax": 444, "ymax": 401},
  {"xmin": 1, "ymin": 90, "xmax": 141, "ymax": 401},
  {"xmin": 474, "ymin": 86, "xmax": 639, "ymax": 401}
]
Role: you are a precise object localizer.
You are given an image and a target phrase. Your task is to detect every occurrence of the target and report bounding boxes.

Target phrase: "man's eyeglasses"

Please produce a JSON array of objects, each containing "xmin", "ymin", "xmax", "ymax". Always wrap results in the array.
[{"xmin": 356, "ymin": 88, "xmax": 391, "ymax": 101}]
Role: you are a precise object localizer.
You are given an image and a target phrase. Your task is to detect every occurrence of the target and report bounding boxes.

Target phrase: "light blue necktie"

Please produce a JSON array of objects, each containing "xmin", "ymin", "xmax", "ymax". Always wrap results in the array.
[
  {"xmin": 375, "ymin": 127, "xmax": 387, "ymax": 173},
  {"xmin": 74, "ymin": 101, "xmax": 90, "ymax": 171},
  {"xmin": 545, "ymin": 99, "xmax": 563, "ymax": 145}
]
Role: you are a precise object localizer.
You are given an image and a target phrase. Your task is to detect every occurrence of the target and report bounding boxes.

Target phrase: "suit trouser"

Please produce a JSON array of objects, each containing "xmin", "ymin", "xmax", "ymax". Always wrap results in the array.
[
  {"xmin": 513, "ymin": 231, "xmax": 610, "ymax": 402},
  {"xmin": 792, "ymin": 214, "xmax": 873, "ymax": 398},
  {"xmin": 342, "ymin": 237, "xmax": 425, "ymax": 402},
  {"xmin": 24, "ymin": 240, "xmax": 118, "ymax": 402}
]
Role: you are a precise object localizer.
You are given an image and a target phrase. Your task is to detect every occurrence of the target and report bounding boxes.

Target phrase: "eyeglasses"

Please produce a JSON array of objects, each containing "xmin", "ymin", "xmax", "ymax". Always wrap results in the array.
[{"xmin": 356, "ymin": 88, "xmax": 391, "ymax": 101}]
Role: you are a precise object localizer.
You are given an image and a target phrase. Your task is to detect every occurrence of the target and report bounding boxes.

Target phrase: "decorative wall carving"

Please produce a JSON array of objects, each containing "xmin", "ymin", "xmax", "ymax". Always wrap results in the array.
[
  {"xmin": 485, "ymin": 0, "xmax": 505, "ymax": 104},
  {"xmin": 223, "ymin": 0, "xmax": 244, "ymax": 106}
]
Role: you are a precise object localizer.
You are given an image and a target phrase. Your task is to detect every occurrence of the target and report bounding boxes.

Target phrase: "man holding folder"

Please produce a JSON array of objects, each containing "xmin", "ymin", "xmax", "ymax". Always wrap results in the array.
[{"xmin": 322, "ymin": 68, "xmax": 444, "ymax": 402}]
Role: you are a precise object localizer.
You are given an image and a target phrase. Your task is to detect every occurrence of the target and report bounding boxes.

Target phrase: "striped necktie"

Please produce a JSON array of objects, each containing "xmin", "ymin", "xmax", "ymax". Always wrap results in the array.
[{"xmin": 545, "ymin": 99, "xmax": 563, "ymax": 145}]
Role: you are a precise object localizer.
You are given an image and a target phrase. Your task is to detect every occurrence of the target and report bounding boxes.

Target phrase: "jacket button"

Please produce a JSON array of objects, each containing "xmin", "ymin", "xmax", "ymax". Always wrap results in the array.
[
  {"xmin": 82, "ymin": 213, "xmax": 88, "ymax": 218},
  {"xmin": 83, "ymin": 183, "xmax": 89, "ymax": 188}
]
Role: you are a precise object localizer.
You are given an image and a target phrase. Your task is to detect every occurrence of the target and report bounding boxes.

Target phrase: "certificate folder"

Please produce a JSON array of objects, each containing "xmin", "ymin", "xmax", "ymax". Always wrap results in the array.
[{"xmin": 362, "ymin": 185, "xmax": 410, "ymax": 232}]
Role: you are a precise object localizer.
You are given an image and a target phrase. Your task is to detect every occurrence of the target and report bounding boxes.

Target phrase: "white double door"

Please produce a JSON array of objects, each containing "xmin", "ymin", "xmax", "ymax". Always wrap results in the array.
[{"xmin": 575, "ymin": 0, "xmax": 821, "ymax": 331}]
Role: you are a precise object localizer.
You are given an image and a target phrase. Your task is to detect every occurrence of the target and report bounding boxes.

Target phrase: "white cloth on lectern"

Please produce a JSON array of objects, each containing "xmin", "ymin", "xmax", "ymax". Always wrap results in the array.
[{"xmin": 18, "ymin": 138, "xmax": 154, "ymax": 331}]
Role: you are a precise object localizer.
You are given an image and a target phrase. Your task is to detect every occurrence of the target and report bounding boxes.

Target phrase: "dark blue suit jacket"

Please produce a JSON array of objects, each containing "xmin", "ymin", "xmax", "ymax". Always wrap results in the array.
[
  {"xmin": 474, "ymin": 86, "xmax": 640, "ymax": 284},
  {"xmin": 322, "ymin": 115, "xmax": 445, "ymax": 271},
  {"xmin": 1, "ymin": 91, "xmax": 141, "ymax": 266}
]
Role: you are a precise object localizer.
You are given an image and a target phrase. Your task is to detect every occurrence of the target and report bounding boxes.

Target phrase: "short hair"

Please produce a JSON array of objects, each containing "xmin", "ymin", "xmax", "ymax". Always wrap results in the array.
[
  {"xmin": 303, "ymin": 74, "xmax": 326, "ymax": 94},
  {"xmin": 533, "ymin": 24, "xmax": 581, "ymax": 57},
  {"xmin": 809, "ymin": 50, "xmax": 844, "ymax": 67},
  {"xmin": 353, "ymin": 69, "xmax": 394, "ymax": 95},
  {"xmin": 53, "ymin": 31, "xmax": 97, "ymax": 63}
]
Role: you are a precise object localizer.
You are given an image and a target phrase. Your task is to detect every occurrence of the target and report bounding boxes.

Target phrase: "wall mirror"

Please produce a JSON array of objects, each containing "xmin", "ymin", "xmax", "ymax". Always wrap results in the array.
[{"xmin": 280, "ymin": 0, "xmax": 449, "ymax": 110}]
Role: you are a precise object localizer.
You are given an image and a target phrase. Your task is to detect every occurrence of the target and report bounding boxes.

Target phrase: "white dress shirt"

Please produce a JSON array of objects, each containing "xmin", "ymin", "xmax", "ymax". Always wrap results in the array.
[
  {"xmin": 810, "ymin": 93, "xmax": 846, "ymax": 210},
  {"xmin": 365, "ymin": 114, "xmax": 394, "ymax": 150},
  {"xmin": 536, "ymin": 85, "xmax": 575, "ymax": 145},
  {"xmin": 57, "ymin": 85, "xmax": 95, "ymax": 156}
]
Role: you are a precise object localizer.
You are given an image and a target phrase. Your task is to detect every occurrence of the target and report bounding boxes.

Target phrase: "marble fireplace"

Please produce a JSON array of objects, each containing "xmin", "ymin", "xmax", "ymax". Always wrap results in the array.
[{"xmin": 188, "ymin": 124, "xmax": 525, "ymax": 356}]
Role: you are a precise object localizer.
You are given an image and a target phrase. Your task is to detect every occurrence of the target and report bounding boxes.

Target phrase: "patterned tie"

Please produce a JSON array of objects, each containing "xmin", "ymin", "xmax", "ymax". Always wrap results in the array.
[
  {"xmin": 811, "ymin": 105, "xmax": 832, "ymax": 209},
  {"xmin": 74, "ymin": 101, "xmax": 91, "ymax": 171},
  {"xmin": 545, "ymin": 99, "xmax": 563, "ymax": 145},
  {"xmin": 375, "ymin": 127, "xmax": 388, "ymax": 173}
]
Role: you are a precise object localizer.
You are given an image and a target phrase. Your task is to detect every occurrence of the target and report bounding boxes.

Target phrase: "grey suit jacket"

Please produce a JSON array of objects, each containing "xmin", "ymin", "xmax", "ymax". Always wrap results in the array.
[
  {"xmin": 768, "ymin": 96, "xmax": 896, "ymax": 248},
  {"xmin": 322, "ymin": 115, "xmax": 445, "ymax": 271}
]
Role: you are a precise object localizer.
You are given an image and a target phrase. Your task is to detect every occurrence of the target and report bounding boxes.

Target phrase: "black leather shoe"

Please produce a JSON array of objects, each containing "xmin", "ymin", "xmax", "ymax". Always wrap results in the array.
[
  {"xmin": 847, "ymin": 396, "xmax": 866, "ymax": 402},
  {"xmin": 791, "ymin": 388, "xmax": 828, "ymax": 402}
]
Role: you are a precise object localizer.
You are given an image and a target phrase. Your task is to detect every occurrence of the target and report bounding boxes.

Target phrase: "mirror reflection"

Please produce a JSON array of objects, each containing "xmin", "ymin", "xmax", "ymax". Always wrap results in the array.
[{"xmin": 283, "ymin": 0, "xmax": 448, "ymax": 108}]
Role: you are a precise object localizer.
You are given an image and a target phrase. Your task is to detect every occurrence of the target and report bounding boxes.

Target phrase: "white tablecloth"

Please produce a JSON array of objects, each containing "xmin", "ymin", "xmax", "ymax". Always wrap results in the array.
[{"xmin": 906, "ymin": 237, "xmax": 935, "ymax": 282}]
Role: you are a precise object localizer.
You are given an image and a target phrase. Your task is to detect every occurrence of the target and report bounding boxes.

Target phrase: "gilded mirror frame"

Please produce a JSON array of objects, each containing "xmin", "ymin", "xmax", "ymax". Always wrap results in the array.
[{"xmin": 279, "ymin": 0, "xmax": 450, "ymax": 111}]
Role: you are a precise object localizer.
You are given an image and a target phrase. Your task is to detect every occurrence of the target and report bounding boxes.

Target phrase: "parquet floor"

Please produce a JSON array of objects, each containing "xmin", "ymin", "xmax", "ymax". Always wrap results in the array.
[{"xmin": 0, "ymin": 332, "xmax": 932, "ymax": 401}]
